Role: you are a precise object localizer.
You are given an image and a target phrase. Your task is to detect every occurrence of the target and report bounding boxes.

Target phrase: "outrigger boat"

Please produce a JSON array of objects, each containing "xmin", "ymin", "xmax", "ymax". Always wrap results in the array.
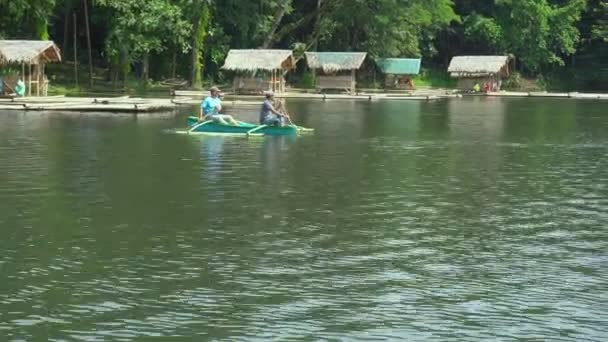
[{"xmin": 186, "ymin": 116, "xmax": 313, "ymax": 136}]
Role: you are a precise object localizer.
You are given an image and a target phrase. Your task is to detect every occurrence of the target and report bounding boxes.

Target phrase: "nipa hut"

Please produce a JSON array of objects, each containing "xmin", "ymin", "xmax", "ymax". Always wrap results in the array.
[
  {"xmin": 447, "ymin": 56, "xmax": 510, "ymax": 91},
  {"xmin": 0, "ymin": 40, "xmax": 62, "ymax": 96},
  {"xmin": 375, "ymin": 58, "xmax": 421, "ymax": 90},
  {"xmin": 304, "ymin": 52, "xmax": 367, "ymax": 94},
  {"xmin": 221, "ymin": 49, "xmax": 294, "ymax": 94}
]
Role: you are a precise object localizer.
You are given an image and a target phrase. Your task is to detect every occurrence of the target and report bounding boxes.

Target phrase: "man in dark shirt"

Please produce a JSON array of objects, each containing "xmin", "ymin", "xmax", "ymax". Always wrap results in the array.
[{"xmin": 259, "ymin": 91, "xmax": 286, "ymax": 126}]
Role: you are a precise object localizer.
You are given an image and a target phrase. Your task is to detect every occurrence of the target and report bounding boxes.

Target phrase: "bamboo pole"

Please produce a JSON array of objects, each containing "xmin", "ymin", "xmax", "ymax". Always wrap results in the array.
[
  {"xmin": 42, "ymin": 63, "xmax": 47, "ymax": 96},
  {"xmin": 36, "ymin": 63, "xmax": 40, "ymax": 96},
  {"xmin": 28, "ymin": 63, "xmax": 32, "ymax": 96}
]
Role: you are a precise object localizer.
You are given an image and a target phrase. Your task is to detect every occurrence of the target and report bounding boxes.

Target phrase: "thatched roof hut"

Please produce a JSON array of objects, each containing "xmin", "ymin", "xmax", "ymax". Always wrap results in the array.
[
  {"xmin": 304, "ymin": 52, "xmax": 367, "ymax": 94},
  {"xmin": 375, "ymin": 58, "xmax": 421, "ymax": 90},
  {"xmin": 221, "ymin": 49, "xmax": 294, "ymax": 72},
  {"xmin": 447, "ymin": 56, "xmax": 510, "ymax": 77},
  {"xmin": 0, "ymin": 40, "xmax": 61, "ymax": 97},
  {"xmin": 0, "ymin": 40, "xmax": 61, "ymax": 65},
  {"xmin": 375, "ymin": 58, "xmax": 421, "ymax": 75},
  {"xmin": 221, "ymin": 49, "xmax": 294, "ymax": 94},
  {"xmin": 304, "ymin": 52, "xmax": 367, "ymax": 73},
  {"xmin": 448, "ymin": 56, "xmax": 511, "ymax": 91}
]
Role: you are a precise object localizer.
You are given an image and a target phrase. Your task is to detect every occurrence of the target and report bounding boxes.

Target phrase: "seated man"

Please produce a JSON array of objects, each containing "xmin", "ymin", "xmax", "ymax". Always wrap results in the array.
[
  {"xmin": 259, "ymin": 91, "xmax": 286, "ymax": 126},
  {"xmin": 200, "ymin": 86, "xmax": 239, "ymax": 125}
]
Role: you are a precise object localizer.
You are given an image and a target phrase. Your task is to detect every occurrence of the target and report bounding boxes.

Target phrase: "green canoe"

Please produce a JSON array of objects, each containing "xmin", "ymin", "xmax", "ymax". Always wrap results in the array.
[{"xmin": 186, "ymin": 116, "xmax": 310, "ymax": 136}]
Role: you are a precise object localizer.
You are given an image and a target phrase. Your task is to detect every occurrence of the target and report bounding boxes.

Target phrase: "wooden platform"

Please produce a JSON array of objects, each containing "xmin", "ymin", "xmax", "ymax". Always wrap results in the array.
[
  {"xmin": 483, "ymin": 91, "xmax": 608, "ymax": 100},
  {"xmin": 0, "ymin": 95, "xmax": 184, "ymax": 112},
  {"xmin": 173, "ymin": 90, "xmax": 460, "ymax": 101}
]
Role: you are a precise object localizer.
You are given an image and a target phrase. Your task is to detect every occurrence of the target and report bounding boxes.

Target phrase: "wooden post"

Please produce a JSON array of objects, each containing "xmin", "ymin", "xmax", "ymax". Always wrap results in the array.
[
  {"xmin": 73, "ymin": 12, "xmax": 78, "ymax": 88},
  {"xmin": 351, "ymin": 69, "xmax": 356, "ymax": 95},
  {"xmin": 83, "ymin": 0, "xmax": 94, "ymax": 87},
  {"xmin": 171, "ymin": 51, "xmax": 177, "ymax": 79},
  {"xmin": 28, "ymin": 63, "xmax": 32, "ymax": 96},
  {"xmin": 36, "ymin": 63, "xmax": 40, "ymax": 96},
  {"xmin": 42, "ymin": 62, "xmax": 47, "ymax": 96}
]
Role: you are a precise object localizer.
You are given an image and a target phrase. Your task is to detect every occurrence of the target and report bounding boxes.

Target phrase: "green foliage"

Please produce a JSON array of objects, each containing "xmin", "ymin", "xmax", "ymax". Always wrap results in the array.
[
  {"xmin": 0, "ymin": 0, "xmax": 605, "ymax": 91},
  {"xmin": 0, "ymin": 0, "xmax": 55, "ymax": 38},
  {"xmin": 502, "ymin": 72, "xmax": 523, "ymax": 91},
  {"xmin": 297, "ymin": 72, "xmax": 315, "ymax": 89},
  {"xmin": 463, "ymin": 14, "xmax": 503, "ymax": 53},
  {"xmin": 97, "ymin": 0, "xmax": 191, "ymax": 64},
  {"xmin": 413, "ymin": 68, "xmax": 456, "ymax": 88},
  {"xmin": 312, "ymin": 0, "xmax": 459, "ymax": 57},
  {"xmin": 191, "ymin": 2, "xmax": 211, "ymax": 88},
  {"xmin": 591, "ymin": 0, "xmax": 608, "ymax": 41},
  {"xmin": 497, "ymin": 0, "xmax": 586, "ymax": 72}
]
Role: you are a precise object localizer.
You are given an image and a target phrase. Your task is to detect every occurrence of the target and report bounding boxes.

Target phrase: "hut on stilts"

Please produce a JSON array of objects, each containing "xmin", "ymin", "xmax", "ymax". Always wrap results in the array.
[
  {"xmin": 221, "ymin": 49, "xmax": 294, "ymax": 95},
  {"xmin": 0, "ymin": 40, "xmax": 62, "ymax": 97},
  {"xmin": 304, "ymin": 52, "xmax": 367, "ymax": 94},
  {"xmin": 375, "ymin": 58, "xmax": 421, "ymax": 90},
  {"xmin": 447, "ymin": 56, "xmax": 511, "ymax": 91}
]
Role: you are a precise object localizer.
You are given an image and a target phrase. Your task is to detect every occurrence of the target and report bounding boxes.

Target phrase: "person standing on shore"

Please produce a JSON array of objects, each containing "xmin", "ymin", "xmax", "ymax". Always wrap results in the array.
[{"xmin": 15, "ymin": 78, "xmax": 26, "ymax": 97}]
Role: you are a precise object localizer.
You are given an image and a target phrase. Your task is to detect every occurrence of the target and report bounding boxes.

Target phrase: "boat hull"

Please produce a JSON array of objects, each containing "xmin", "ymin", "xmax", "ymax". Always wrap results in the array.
[{"xmin": 187, "ymin": 116, "xmax": 298, "ymax": 136}]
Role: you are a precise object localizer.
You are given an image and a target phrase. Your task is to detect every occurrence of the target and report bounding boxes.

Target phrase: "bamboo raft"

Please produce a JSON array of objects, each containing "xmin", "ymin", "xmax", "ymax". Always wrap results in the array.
[
  {"xmin": 172, "ymin": 90, "xmax": 459, "ymax": 101},
  {"xmin": 485, "ymin": 91, "xmax": 608, "ymax": 100},
  {"xmin": 0, "ymin": 95, "xmax": 184, "ymax": 112}
]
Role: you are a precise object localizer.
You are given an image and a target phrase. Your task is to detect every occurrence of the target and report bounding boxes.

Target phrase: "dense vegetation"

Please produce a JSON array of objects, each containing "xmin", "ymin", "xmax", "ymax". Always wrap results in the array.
[{"xmin": 1, "ymin": 0, "xmax": 606, "ymax": 90}]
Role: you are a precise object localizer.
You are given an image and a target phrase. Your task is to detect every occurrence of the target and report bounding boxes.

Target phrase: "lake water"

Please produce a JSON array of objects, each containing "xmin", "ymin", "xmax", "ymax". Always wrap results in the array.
[{"xmin": 1, "ymin": 98, "xmax": 607, "ymax": 341}]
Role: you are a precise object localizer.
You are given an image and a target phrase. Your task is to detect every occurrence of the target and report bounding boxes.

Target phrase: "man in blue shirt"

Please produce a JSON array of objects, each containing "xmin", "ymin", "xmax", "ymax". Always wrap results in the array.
[{"xmin": 200, "ymin": 86, "xmax": 238, "ymax": 125}]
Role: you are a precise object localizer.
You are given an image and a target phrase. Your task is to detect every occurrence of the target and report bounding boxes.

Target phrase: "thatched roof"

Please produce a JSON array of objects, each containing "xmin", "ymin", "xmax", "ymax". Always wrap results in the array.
[
  {"xmin": 305, "ymin": 52, "xmax": 367, "ymax": 72},
  {"xmin": 221, "ymin": 49, "xmax": 294, "ymax": 71},
  {"xmin": 0, "ymin": 40, "xmax": 61, "ymax": 65},
  {"xmin": 448, "ymin": 56, "xmax": 510, "ymax": 77},
  {"xmin": 376, "ymin": 58, "xmax": 421, "ymax": 75}
]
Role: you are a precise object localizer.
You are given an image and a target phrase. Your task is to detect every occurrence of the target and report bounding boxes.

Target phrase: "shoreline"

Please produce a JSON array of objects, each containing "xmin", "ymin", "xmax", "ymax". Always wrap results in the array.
[{"xmin": 1, "ymin": 89, "xmax": 606, "ymax": 113}]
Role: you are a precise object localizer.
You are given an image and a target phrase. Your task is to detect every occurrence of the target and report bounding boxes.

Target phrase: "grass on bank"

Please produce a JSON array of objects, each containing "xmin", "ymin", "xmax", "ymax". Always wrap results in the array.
[{"xmin": 42, "ymin": 61, "xmax": 601, "ymax": 96}]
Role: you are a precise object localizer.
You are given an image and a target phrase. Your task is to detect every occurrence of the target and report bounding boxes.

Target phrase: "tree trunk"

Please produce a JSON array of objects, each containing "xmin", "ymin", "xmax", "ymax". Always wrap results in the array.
[
  {"xmin": 121, "ymin": 48, "xmax": 129, "ymax": 89},
  {"xmin": 190, "ymin": 14, "xmax": 201, "ymax": 88},
  {"xmin": 142, "ymin": 52, "xmax": 149, "ymax": 87},
  {"xmin": 83, "ymin": 0, "xmax": 94, "ymax": 87},
  {"xmin": 63, "ymin": 4, "xmax": 70, "ymax": 55},
  {"xmin": 73, "ymin": 12, "xmax": 78, "ymax": 88},
  {"xmin": 171, "ymin": 50, "xmax": 177, "ymax": 79},
  {"xmin": 312, "ymin": 0, "xmax": 322, "ymax": 51},
  {"xmin": 312, "ymin": 0, "xmax": 322, "ymax": 84},
  {"xmin": 261, "ymin": 0, "xmax": 291, "ymax": 48},
  {"xmin": 190, "ymin": 2, "xmax": 209, "ymax": 89}
]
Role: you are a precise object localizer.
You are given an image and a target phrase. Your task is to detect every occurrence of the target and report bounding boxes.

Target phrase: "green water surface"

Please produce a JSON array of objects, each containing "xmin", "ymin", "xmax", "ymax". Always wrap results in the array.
[{"xmin": 0, "ymin": 98, "xmax": 607, "ymax": 341}]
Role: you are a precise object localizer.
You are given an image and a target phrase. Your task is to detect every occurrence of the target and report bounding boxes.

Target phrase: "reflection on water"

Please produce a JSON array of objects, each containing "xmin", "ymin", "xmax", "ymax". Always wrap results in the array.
[{"xmin": 1, "ymin": 98, "xmax": 607, "ymax": 341}]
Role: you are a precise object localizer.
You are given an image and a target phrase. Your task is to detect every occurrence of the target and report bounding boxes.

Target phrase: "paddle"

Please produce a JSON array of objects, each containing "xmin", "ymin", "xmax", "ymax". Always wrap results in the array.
[
  {"xmin": 247, "ymin": 124, "xmax": 267, "ymax": 136},
  {"xmin": 281, "ymin": 112, "xmax": 314, "ymax": 133},
  {"xmin": 188, "ymin": 120, "xmax": 212, "ymax": 133}
]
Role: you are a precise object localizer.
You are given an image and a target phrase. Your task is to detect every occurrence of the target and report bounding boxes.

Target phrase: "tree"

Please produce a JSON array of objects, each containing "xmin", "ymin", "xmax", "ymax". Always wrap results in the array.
[
  {"xmin": 0, "ymin": 0, "xmax": 56, "ymax": 39},
  {"xmin": 309, "ymin": 0, "xmax": 459, "ymax": 57},
  {"xmin": 188, "ymin": 0, "xmax": 211, "ymax": 88},
  {"xmin": 497, "ymin": 0, "xmax": 586, "ymax": 72},
  {"xmin": 463, "ymin": 14, "xmax": 503, "ymax": 54},
  {"xmin": 591, "ymin": 0, "xmax": 608, "ymax": 41},
  {"xmin": 97, "ymin": 0, "xmax": 191, "ymax": 85}
]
